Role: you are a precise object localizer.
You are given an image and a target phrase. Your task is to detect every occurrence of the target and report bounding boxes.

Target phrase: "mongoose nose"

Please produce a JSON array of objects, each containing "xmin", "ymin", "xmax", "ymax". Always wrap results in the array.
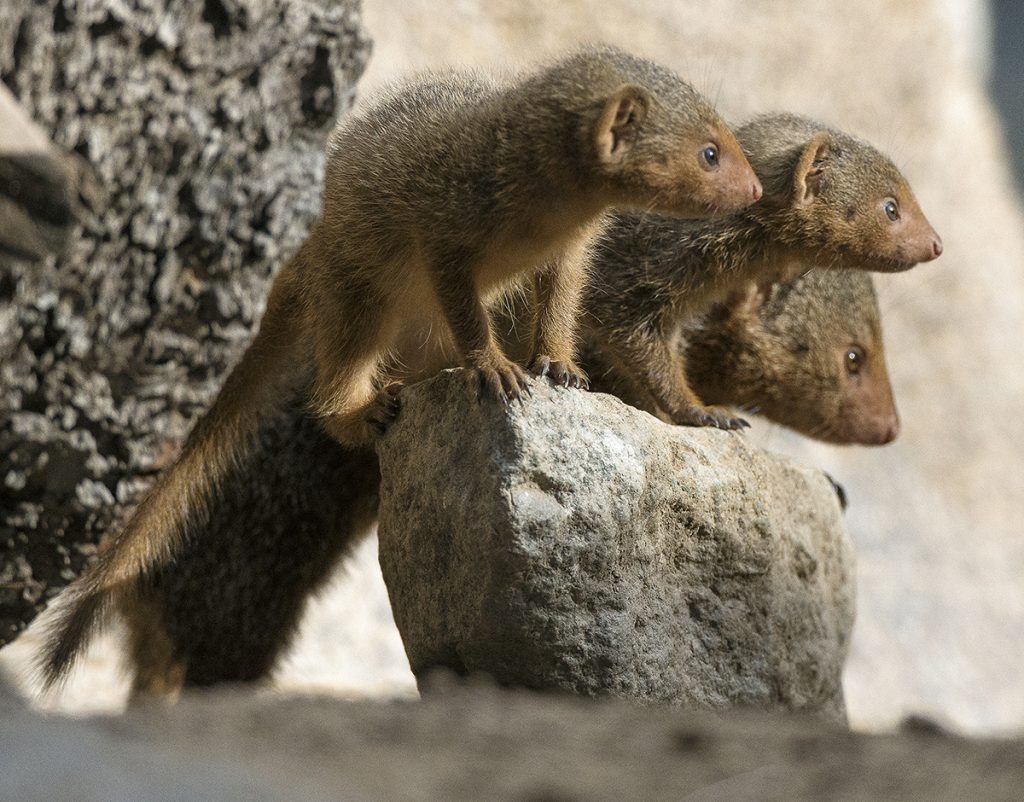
[
  {"xmin": 880, "ymin": 415, "xmax": 900, "ymax": 444},
  {"xmin": 751, "ymin": 180, "xmax": 763, "ymax": 203},
  {"xmin": 932, "ymin": 238, "xmax": 943, "ymax": 258}
]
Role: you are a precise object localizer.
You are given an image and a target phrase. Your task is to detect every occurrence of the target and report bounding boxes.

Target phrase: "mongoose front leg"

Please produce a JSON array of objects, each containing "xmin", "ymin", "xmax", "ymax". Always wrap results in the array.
[
  {"xmin": 431, "ymin": 254, "xmax": 531, "ymax": 405},
  {"xmin": 529, "ymin": 251, "xmax": 590, "ymax": 389},
  {"xmin": 608, "ymin": 328, "xmax": 748, "ymax": 431}
]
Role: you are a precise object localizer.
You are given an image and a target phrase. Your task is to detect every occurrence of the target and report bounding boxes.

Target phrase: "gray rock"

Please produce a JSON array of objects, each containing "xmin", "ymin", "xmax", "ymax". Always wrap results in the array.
[
  {"xmin": 377, "ymin": 371, "xmax": 855, "ymax": 717},
  {"xmin": 5, "ymin": 684, "xmax": 1023, "ymax": 802},
  {"xmin": 0, "ymin": 0, "xmax": 370, "ymax": 646}
]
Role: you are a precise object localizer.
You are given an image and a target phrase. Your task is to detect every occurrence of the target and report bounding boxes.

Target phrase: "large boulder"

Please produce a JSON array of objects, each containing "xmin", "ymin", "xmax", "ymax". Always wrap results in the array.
[
  {"xmin": 0, "ymin": 0, "xmax": 370, "ymax": 646},
  {"xmin": 377, "ymin": 372, "xmax": 854, "ymax": 718}
]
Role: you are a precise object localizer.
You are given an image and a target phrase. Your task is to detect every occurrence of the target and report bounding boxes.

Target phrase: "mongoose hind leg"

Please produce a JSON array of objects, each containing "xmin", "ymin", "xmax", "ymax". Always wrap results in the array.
[
  {"xmin": 311, "ymin": 289, "xmax": 394, "ymax": 445},
  {"xmin": 365, "ymin": 382, "xmax": 402, "ymax": 435},
  {"xmin": 123, "ymin": 594, "xmax": 188, "ymax": 703}
]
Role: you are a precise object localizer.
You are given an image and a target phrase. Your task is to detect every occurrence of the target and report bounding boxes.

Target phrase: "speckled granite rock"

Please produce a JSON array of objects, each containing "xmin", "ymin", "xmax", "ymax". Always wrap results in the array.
[
  {"xmin": 377, "ymin": 372, "xmax": 854, "ymax": 717},
  {"xmin": 0, "ymin": 0, "xmax": 370, "ymax": 646}
]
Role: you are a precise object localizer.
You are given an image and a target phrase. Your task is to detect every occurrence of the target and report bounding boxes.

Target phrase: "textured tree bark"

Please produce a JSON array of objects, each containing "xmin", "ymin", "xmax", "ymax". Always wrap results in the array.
[{"xmin": 0, "ymin": 0, "xmax": 371, "ymax": 646}]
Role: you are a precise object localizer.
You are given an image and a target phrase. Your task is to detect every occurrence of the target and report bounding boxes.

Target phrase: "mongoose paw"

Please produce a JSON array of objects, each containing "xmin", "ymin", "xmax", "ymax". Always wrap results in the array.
[
  {"xmin": 466, "ymin": 358, "xmax": 532, "ymax": 406},
  {"xmin": 529, "ymin": 356, "xmax": 590, "ymax": 390},
  {"xmin": 366, "ymin": 383, "xmax": 403, "ymax": 435},
  {"xmin": 671, "ymin": 404, "xmax": 749, "ymax": 431}
]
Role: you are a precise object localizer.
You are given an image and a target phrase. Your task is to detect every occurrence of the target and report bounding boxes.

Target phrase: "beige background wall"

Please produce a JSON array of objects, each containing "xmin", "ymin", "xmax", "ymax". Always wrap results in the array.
[{"xmin": 7, "ymin": 0, "xmax": 1023, "ymax": 735}]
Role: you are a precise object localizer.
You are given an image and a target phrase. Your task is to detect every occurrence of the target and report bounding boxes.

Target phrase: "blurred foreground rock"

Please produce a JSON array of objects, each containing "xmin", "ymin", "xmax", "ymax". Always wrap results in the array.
[
  {"xmin": 0, "ymin": 84, "xmax": 91, "ymax": 262},
  {"xmin": 377, "ymin": 372, "xmax": 854, "ymax": 717},
  {"xmin": 0, "ymin": 0, "xmax": 370, "ymax": 646},
  {"xmin": 3, "ymin": 684, "xmax": 1024, "ymax": 801}
]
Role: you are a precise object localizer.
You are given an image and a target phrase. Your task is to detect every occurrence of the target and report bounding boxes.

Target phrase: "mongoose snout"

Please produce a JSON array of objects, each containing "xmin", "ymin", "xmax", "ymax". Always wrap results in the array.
[
  {"xmin": 890, "ymin": 203, "xmax": 943, "ymax": 267},
  {"xmin": 671, "ymin": 123, "xmax": 763, "ymax": 216},
  {"xmin": 832, "ymin": 337, "xmax": 900, "ymax": 445},
  {"xmin": 704, "ymin": 125, "xmax": 763, "ymax": 211}
]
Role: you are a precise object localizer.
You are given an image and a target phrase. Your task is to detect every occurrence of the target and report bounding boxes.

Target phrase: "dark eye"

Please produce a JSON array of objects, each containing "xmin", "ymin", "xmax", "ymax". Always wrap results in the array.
[
  {"xmin": 845, "ymin": 345, "xmax": 865, "ymax": 375},
  {"xmin": 700, "ymin": 144, "xmax": 719, "ymax": 170},
  {"xmin": 883, "ymin": 199, "xmax": 900, "ymax": 222}
]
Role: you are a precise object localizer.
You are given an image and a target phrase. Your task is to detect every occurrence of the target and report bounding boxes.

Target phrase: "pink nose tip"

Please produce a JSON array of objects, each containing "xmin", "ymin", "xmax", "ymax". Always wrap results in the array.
[
  {"xmin": 932, "ymin": 238, "xmax": 943, "ymax": 258},
  {"xmin": 751, "ymin": 181, "xmax": 762, "ymax": 203},
  {"xmin": 880, "ymin": 416, "xmax": 900, "ymax": 444}
]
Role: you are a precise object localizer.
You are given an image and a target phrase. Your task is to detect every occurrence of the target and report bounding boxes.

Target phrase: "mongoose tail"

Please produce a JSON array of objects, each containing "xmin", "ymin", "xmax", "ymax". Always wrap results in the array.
[{"xmin": 37, "ymin": 252, "xmax": 308, "ymax": 689}]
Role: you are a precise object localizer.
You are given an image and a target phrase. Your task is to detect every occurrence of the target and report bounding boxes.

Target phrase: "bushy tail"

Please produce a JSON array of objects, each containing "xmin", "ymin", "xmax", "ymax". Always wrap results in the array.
[{"xmin": 37, "ymin": 257, "xmax": 308, "ymax": 689}]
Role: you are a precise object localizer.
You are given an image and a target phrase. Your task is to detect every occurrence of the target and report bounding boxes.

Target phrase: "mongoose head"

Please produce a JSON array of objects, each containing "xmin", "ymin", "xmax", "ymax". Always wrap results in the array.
[
  {"xmin": 738, "ymin": 113, "xmax": 942, "ymax": 272},
  {"xmin": 547, "ymin": 46, "xmax": 762, "ymax": 217},
  {"xmin": 690, "ymin": 270, "xmax": 899, "ymax": 445}
]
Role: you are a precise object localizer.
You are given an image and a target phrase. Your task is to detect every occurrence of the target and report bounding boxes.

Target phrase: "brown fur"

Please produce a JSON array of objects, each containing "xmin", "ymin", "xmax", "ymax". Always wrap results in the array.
[
  {"xmin": 37, "ymin": 45, "xmax": 760, "ymax": 688},
  {"xmin": 688, "ymin": 271, "xmax": 898, "ymax": 444}
]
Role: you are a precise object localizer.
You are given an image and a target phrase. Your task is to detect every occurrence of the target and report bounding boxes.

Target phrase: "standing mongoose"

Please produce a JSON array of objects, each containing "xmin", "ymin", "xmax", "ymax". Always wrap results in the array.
[
  {"xmin": 580, "ymin": 113, "xmax": 940, "ymax": 430},
  {"xmin": 38, "ymin": 46, "xmax": 762, "ymax": 688},
  {"xmin": 120, "ymin": 266, "xmax": 896, "ymax": 699}
]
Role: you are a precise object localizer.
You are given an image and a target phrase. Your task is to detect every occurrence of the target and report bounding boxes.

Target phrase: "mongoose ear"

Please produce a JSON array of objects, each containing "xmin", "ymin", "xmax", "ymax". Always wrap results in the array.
[
  {"xmin": 792, "ymin": 132, "xmax": 833, "ymax": 207},
  {"xmin": 594, "ymin": 84, "xmax": 650, "ymax": 165}
]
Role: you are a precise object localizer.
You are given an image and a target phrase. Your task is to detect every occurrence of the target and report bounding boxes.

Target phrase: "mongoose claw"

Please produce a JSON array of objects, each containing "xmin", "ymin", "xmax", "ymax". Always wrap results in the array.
[
  {"xmin": 529, "ymin": 356, "xmax": 590, "ymax": 390},
  {"xmin": 467, "ymin": 359, "xmax": 532, "ymax": 406},
  {"xmin": 671, "ymin": 404, "xmax": 748, "ymax": 431},
  {"xmin": 365, "ymin": 383, "xmax": 403, "ymax": 435}
]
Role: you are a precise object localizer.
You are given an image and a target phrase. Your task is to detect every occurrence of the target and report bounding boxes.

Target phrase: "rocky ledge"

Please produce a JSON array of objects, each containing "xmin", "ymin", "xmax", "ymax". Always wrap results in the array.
[{"xmin": 3, "ymin": 676, "xmax": 1022, "ymax": 802}]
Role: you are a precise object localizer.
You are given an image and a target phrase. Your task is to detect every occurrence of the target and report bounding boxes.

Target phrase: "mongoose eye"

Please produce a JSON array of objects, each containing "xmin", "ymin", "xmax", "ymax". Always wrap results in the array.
[
  {"xmin": 699, "ymin": 144, "xmax": 719, "ymax": 170},
  {"xmin": 845, "ymin": 345, "xmax": 865, "ymax": 375},
  {"xmin": 883, "ymin": 199, "xmax": 900, "ymax": 222}
]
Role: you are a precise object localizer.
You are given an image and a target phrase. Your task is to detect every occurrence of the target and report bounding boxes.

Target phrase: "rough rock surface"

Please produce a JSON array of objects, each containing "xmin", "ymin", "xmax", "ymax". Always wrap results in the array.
[
  {"xmin": 0, "ymin": 0, "xmax": 370, "ymax": 646},
  {"xmin": 4, "ymin": 684, "xmax": 1024, "ymax": 802},
  {"xmin": 377, "ymin": 372, "xmax": 854, "ymax": 717}
]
